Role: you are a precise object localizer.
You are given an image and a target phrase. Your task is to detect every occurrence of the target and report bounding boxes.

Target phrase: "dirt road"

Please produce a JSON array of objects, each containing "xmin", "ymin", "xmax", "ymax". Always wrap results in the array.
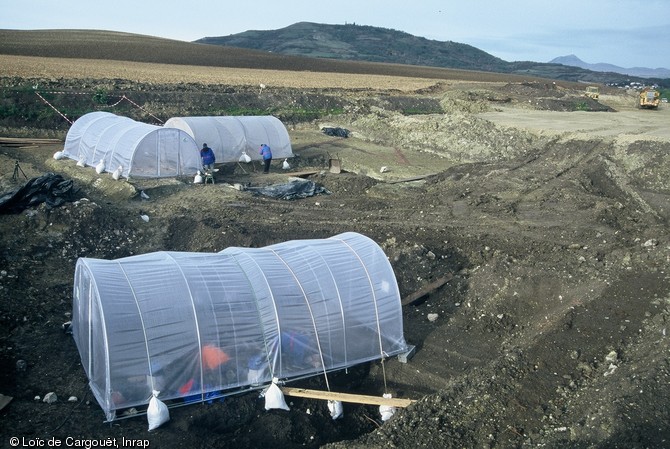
[{"xmin": 481, "ymin": 101, "xmax": 670, "ymax": 140}]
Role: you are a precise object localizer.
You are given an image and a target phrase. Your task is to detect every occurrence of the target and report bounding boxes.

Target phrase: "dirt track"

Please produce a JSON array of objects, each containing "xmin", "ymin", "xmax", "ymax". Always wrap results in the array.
[
  {"xmin": 481, "ymin": 99, "xmax": 670, "ymax": 140},
  {"xmin": 1, "ymin": 74, "xmax": 670, "ymax": 449}
]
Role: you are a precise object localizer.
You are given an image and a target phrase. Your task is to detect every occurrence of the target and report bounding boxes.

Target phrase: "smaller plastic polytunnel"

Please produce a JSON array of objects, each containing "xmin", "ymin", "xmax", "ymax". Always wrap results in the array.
[
  {"xmin": 63, "ymin": 112, "xmax": 201, "ymax": 178},
  {"xmin": 163, "ymin": 115, "xmax": 294, "ymax": 163},
  {"xmin": 71, "ymin": 232, "xmax": 408, "ymax": 421}
]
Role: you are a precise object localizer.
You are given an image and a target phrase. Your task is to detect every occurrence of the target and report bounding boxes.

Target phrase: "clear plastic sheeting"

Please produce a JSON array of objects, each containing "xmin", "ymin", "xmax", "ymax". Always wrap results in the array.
[
  {"xmin": 62, "ymin": 112, "xmax": 201, "ymax": 178},
  {"xmin": 163, "ymin": 116, "xmax": 294, "ymax": 163},
  {"xmin": 71, "ymin": 232, "xmax": 407, "ymax": 421}
]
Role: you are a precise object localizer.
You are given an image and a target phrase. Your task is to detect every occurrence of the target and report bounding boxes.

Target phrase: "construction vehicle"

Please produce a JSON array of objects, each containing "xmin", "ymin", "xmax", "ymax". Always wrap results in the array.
[
  {"xmin": 638, "ymin": 88, "xmax": 660, "ymax": 109},
  {"xmin": 584, "ymin": 86, "xmax": 600, "ymax": 100}
]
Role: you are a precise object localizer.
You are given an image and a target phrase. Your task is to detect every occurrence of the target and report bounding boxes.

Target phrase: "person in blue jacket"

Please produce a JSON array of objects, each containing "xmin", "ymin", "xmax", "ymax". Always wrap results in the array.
[
  {"xmin": 259, "ymin": 144, "xmax": 272, "ymax": 174},
  {"xmin": 200, "ymin": 143, "xmax": 216, "ymax": 171}
]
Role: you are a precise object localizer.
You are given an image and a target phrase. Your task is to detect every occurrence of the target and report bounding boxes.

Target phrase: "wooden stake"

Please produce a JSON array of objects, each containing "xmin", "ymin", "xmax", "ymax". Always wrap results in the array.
[
  {"xmin": 281, "ymin": 387, "xmax": 415, "ymax": 407},
  {"xmin": 0, "ymin": 137, "xmax": 62, "ymax": 146},
  {"xmin": 401, "ymin": 273, "xmax": 453, "ymax": 306},
  {"xmin": 387, "ymin": 173, "xmax": 437, "ymax": 184}
]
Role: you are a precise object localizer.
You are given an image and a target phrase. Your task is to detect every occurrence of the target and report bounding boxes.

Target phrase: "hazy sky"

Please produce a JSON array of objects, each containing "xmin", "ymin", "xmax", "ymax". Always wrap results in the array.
[{"xmin": 2, "ymin": 0, "xmax": 669, "ymax": 69}]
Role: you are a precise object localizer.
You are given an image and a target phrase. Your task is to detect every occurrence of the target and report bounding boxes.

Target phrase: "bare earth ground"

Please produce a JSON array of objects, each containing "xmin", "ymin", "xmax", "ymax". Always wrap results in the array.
[{"xmin": 1, "ymin": 69, "xmax": 670, "ymax": 449}]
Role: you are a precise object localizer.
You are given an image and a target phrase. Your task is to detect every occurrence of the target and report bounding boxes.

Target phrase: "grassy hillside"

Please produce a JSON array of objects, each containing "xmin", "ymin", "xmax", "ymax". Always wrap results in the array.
[
  {"xmin": 2, "ymin": 27, "xmax": 662, "ymax": 86},
  {"xmin": 197, "ymin": 22, "xmax": 668, "ymax": 87},
  {"xmin": 4, "ymin": 28, "xmax": 593, "ymax": 88},
  {"xmin": 0, "ymin": 29, "xmax": 544, "ymax": 83},
  {"xmin": 199, "ymin": 22, "xmax": 507, "ymax": 72}
]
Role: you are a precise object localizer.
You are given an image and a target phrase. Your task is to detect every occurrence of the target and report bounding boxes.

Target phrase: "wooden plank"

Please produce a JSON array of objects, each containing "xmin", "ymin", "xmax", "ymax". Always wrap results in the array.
[
  {"xmin": 401, "ymin": 273, "xmax": 453, "ymax": 306},
  {"xmin": 387, "ymin": 173, "xmax": 437, "ymax": 184},
  {"xmin": 281, "ymin": 387, "xmax": 415, "ymax": 407},
  {"xmin": 285, "ymin": 170, "xmax": 319, "ymax": 178},
  {"xmin": 0, "ymin": 137, "xmax": 62, "ymax": 145}
]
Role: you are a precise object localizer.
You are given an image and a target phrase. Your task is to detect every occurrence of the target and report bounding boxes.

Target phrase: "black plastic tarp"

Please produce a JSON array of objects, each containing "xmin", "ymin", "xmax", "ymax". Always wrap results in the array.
[
  {"xmin": 245, "ymin": 179, "xmax": 330, "ymax": 200},
  {"xmin": 321, "ymin": 127, "xmax": 350, "ymax": 138},
  {"xmin": 0, "ymin": 173, "xmax": 78, "ymax": 214}
]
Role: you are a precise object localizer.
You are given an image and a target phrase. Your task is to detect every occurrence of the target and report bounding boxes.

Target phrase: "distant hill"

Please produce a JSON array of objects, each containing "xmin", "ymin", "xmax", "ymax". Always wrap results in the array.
[
  {"xmin": 0, "ymin": 28, "xmax": 666, "ymax": 88},
  {"xmin": 550, "ymin": 54, "xmax": 670, "ymax": 79},
  {"xmin": 0, "ymin": 29, "xmax": 564, "ymax": 86},
  {"xmin": 0, "ymin": 29, "xmax": 576, "ymax": 88},
  {"xmin": 198, "ymin": 22, "xmax": 509, "ymax": 73},
  {"xmin": 197, "ymin": 22, "xmax": 669, "ymax": 87}
]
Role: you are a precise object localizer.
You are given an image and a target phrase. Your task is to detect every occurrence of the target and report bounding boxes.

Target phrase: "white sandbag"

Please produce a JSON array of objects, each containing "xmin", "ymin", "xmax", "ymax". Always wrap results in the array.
[
  {"xmin": 239, "ymin": 152, "xmax": 251, "ymax": 163},
  {"xmin": 147, "ymin": 390, "xmax": 169, "ymax": 431},
  {"xmin": 95, "ymin": 159, "xmax": 105, "ymax": 174},
  {"xmin": 379, "ymin": 393, "xmax": 396, "ymax": 422},
  {"xmin": 282, "ymin": 159, "xmax": 290, "ymax": 170},
  {"xmin": 327, "ymin": 400, "xmax": 343, "ymax": 420},
  {"xmin": 264, "ymin": 382, "xmax": 289, "ymax": 411},
  {"xmin": 53, "ymin": 151, "xmax": 65, "ymax": 160}
]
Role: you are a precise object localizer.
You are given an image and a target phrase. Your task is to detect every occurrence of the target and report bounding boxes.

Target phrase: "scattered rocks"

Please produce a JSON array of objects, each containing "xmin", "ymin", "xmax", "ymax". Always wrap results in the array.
[
  {"xmin": 642, "ymin": 239, "xmax": 658, "ymax": 248},
  {"xmin": 605, "ymin": 350, "xmax": 618, "ymax": 363},
  {"xmin": 604, "ymin": 364, "xmax": 618, "ymax": 377},
  {"xmin": 42, "ymin": 392, "xmax": 57, "ymax": 404}
]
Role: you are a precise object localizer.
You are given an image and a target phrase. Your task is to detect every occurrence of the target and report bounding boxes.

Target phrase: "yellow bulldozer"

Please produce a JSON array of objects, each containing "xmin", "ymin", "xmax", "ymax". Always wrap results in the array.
[
  {"xmin": 638, "ymin": 88, "xmax": 660, "ymax": 109},
  {"xmin": 584, "ymin": 86, "xmax": 600, "ymax": 100}
]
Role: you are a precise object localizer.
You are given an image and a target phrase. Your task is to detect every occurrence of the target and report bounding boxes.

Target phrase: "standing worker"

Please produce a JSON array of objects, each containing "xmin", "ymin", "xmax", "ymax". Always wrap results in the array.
[
  {"xmin": 200, "ymin": 143, "xmax": 216, "ymax": 171},
  {"xmin": 259, "ymin": 144, "xmax": 272, "ymax": 174}
]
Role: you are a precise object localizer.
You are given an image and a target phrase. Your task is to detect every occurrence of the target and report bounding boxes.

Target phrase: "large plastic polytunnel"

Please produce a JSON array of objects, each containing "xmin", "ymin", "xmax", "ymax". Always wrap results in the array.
[
  {"xmin": 163, "ymin": 115, "xmax": 294, "ymax": 163},
  {"xmin": 63, "ymin": 111, "xmax": 201, "ymax": 178},
  {"xmin": 71, "ymin": 232, "xmax": 408, "ymax": 421}
]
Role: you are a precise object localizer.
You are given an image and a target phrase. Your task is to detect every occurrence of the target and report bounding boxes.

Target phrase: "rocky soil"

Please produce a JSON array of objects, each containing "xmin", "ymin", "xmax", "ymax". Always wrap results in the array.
[{"xmin": 1, "ymin": 77, "xmax": 669, "ymax": 449}]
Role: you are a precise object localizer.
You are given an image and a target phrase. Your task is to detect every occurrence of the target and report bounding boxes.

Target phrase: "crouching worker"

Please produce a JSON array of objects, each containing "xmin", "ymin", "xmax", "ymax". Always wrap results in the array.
[{"xmin": 177, "ymin": 344, "xmax": 230, "ymax": 404}]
